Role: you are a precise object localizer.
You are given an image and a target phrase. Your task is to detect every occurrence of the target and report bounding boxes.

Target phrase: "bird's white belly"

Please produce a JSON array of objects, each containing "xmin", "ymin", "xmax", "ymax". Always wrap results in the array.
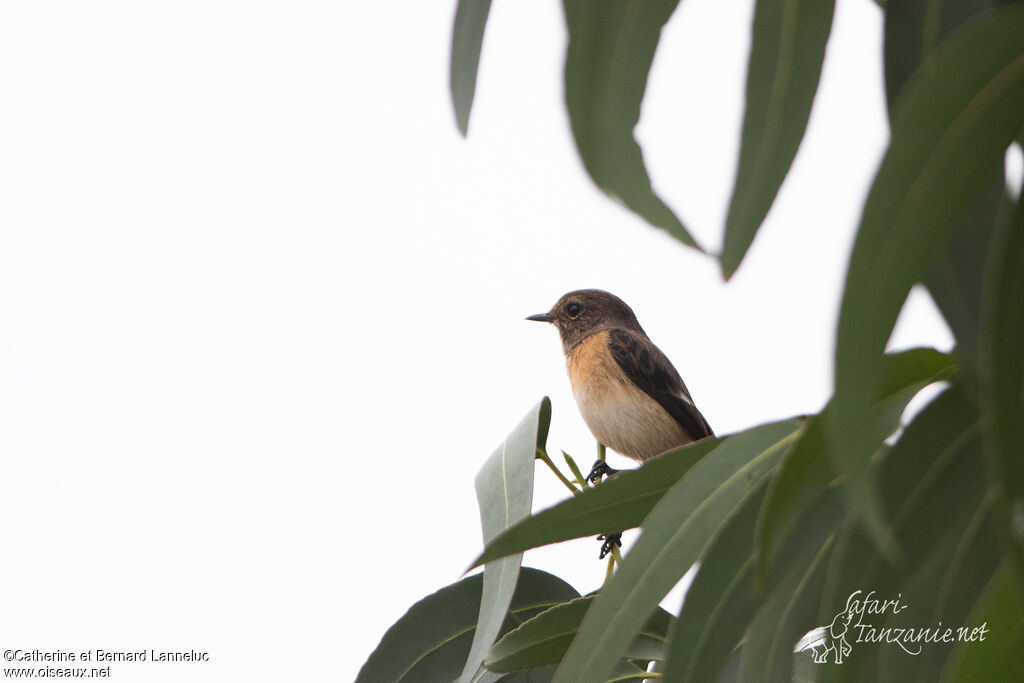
[
  {"xmin": 567, "ymin": 333, "xmax": 691, "ymax": 462},
  {"xmin": 573, "ymin": 382, "xmax": 690, "ymax": 462}
]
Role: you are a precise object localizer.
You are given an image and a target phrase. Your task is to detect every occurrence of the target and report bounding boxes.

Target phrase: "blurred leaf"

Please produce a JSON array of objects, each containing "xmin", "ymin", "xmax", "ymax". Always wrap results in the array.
[
  {"xmin": 886, "ymin": 1, "xmax": 1014, "ymax": 390},
  {"xmin": 924, "ymin": 175, "xmax": 1008, "ymax": 389},
  {"xmin": 494, "ymin": 667, "xmax": 557, "ymax": 682},
  {"xmin": 660, "ymin": 489, "xmax": 766, "ymax": 683},
  {"xmin": 721, "ymin": 0, "xmax": 835, "ymax": 278},
  {"xmin": 757, "ymin": 348, "xmax": 955, "ymax": 577},
  {"xmin": 944, "ymin": 561, "xmax": 1024, "ymax": 682},
  {"xmin": 873, "ymin": 496, "xmax": 1002, "ymax": 682},
  {"xmin": 817, "ymin": 385, "xmax": 986, "ymax": 683},
  {"xmin": 450, "ymin": 0, "xmax": 493, "ymax": 135},
  {"xmin": 663, "ymin": 479, "xmax": 842, "ymax": 683},
  {"xmin": 980, "ymin": 191, "xmax": 1024, "ymax": 504},
  {"xmin": 829, "ymin": 6, "xmax": 1024, "ymax": 558},
  {"xmin": 873, "ymin": 347, "xmax": 957, "ymax": 401},
  {"xmin": 562, "ymin": 0, "xmax": 699, "ymax": 248},
  {"xmin": 486, "ymin": 596, "xmax": 672, "ymax": 673},
  {"xmin": 458, "ymin": 399, "xmax": 551, "ymax": 683},
  {"xmin": 550, "ymin": 425, "xmax": 800, "ymax": 683},
  {"xmin": 883, "ymin": 0, "xmax": 996, "ymax": 110},
  {"xmin": 472, "ymin": 421, "xmax": 798, "ymax": 568},
  {"xmin": 357, "ymin": 568, "xmax": 579, "ymax": 683},
  {"xmin": 738, "ymin": 502, "xmax": 836, "ymax": 683},
  {"xmin": 757, "ymin": 417, "xmax": 833, "ymax": 576}
]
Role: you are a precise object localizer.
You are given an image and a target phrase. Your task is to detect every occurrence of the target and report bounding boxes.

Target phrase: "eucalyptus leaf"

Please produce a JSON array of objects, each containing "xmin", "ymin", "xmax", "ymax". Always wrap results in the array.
[
  {"xmin": 450, "ymin": 0, "xmax": 493, "ymax": 135},
  {"xmin": 472, "ymin": 421, "xmax": 798, "ymax": 568},
  {"xmin": 562, "ymin": 0, "xmax": 698, "ymax": 248},
  {"xmin": 757, "ymin": 348, "xmax": 955, "ymax": 577},
  {"xmin": 944, "ymin": 562, "xmax": 1024, "ymax": 682},
  {"xmin": 661, "ymin": 488, "xmax": 766, "ymax": 683},
  {"xmin": 721, "ymin": 0, "xmax": 835, "ymax": 277},
  {"xmin": 486, "ymin": 595, "xmax": 672, "ymax": 673},
  {"xmin": 458, "ymin": 399, "xmax": 551, "ymax": 683},
  {"xmin": 882, "ymin": 0, "xmax": 996, "ymax": 111},
  {"xmin": 829, "ymin": 6, "xmax": 1024, "ymax": 558},
  {"xmin": 550, "ymin": 424, "xmax": 800, "ymax": 683},
  {"xmin": 980, "ymin": 191, "xmax": 1024, "ymax": 504},
  {"xmin": 357, "ymin": 568, "xmax": 579, "ymax": 683}
]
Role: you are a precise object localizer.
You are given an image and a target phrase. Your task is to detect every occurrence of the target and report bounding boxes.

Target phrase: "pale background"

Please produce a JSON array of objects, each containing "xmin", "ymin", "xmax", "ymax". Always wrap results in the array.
[{"xmin": 2, "ymin": 1, "xmax": 986, "ymax": 681}]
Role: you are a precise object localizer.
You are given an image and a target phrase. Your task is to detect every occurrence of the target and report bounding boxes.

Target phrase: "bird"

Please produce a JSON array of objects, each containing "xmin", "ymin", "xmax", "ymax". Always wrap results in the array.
[{"xmin": 527, "ymin": 289, "xmax": 714, "ymax": 556}]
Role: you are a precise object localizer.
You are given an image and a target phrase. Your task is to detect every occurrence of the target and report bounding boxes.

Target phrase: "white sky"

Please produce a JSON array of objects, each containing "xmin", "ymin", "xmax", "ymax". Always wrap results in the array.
[{"xmin": 1, "ymin": 2, "xmax": 957, "ymax": 682}]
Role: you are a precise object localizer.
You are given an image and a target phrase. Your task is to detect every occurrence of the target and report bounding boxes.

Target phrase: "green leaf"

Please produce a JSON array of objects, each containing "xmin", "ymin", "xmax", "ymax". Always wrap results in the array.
[
  {"xmin": 829, "ymin": 6, "xmax": 1024, "ymax": 558},
  {"xmin": 872, "ymin": 498, "xmax": 1002, "ymax": 682},
  {"xmin": 472, "ymin": 421, "xmax": 799, "ymax": 568},
  {"xmin": 472, "ymin": 437, "xmax": 715, "ymax": 567},
  {"xmin": 661, "ymin": 488, "xmax": 766, "ymax": 683},
  {"xmin": 882, "ymin": 0, "xmax": 996, "ymax": 111},
  {"xmin": 450, "ymin": 0, "xmax": 493, "ymax": 136},
  {"xmin": 721, "ymin": 0, "xmax": 835, "ymax": 278},
  {"xmin": 980, "ymin": 191, "xmax": 1024, "ymax": 504},
  {"xmin": 458, "ymin": 399, "xmax": 551, "ymax": 683},
  {"xmin": 357, "ymin": 568, "xmax": 579, "ymax": 683},
  {"xmin": 738, "ymin": 504, "xmax": 836, "ymax": 683},
  {"xmin": 756, "ymin": 416, "xmax": 833, "ymax": 576},
  {"xmin": 562, "ymin": 0, "xmax": 699, "ymax": 249},
  {"xmin": 550, "ymin": 424, "xmax": 800, "ymax": 683},
  {"xmin": 873, "ymin": 347, "xmax": 957, "ymax": 401},
  {"xmin": 757, "ymin": 348, "xmax": 955, "ymax": 577},
  {"xmin": 485, "ymin": 596, "xmax": 672, "ymax": 673},
  {"xmin": 944, "ymin": 561, "xmax": 1024, "ymax": 682},
  {"xmin": 924, "ymin": 175, "xmax": 1008, "ymax": 388},
  {"xmin": 816, "ymin": 385, "xmax": 986, "ymax": 683}
]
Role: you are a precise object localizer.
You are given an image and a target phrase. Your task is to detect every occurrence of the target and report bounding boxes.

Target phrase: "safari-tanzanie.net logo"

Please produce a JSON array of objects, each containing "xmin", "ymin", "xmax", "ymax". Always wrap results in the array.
[{"xmin": 798, "ymin": 590, "xmax": 990, "ymax": 664}]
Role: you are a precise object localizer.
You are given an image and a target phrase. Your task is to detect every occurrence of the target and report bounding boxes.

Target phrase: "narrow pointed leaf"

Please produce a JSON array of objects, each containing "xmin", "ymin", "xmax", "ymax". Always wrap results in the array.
[
  {"xmin": 357, "ymin": 568, "xmax": 579, "ymax": 683},
  {"xmin": 738, "ymin": 519, "xmax": 835, "ymax": 683},
  {"xmin": 472, "ymin": 421, "xmax": 799, "ymax": 568},
  {"xmin": 756, "ymin": 416, "xmax": 833, "ymax": 576},
  {"xmin": 450, "ymin": 0, "xmax": 493, "ymax": 135},
  {"xmin": 945, "ymin": 562, "xmax": 1024, "ymax": 682},
  {"xmin": 551, "ymin": 426, "xmax": 800, "ymax": 683},
  {"xmin": 661, "ymin": 489, "xmax": 766, "ymax": 682},
  {"xmin": 873, "ymin": 498, "xmax": 1002, "ymax": 682},
  {"xmin": 458, "ymin": 399, "xmax": 551, "ymax": 683},
  {"xmin": 665, "ymin": 485, "xmax": 841, "ymax": 683},
  {"xmin": 816, "ymin": 386, "xmax": 986, "ymax": 683},
  {"xmin": 485, "ymin": 596, "xmax": 672, "ymax": 673},
  {"xmin": 980, "ymin": 193, "xmax": 1024, "ymax": 504},
  {"xmin": 830, "ymin": 6, "xmax": 1024, "ymax": 558},
  {"xmin": 721, "ymin": 0, "xmax": 835, "ymax": 277},
  {"xmin": 562, "ymin": 0, "xmax": 699, "ymax": 248},
  {"xmin": 757, "ymin": 348, "xmax": 955, "ymax": 576},
  {"xmin": 883, "ymin": 0, "xmax": 996, "ymax": 111},
  {"xmin": 924, "ymin": 175, "xmax": 1008, "ymax": 386},
  {"xmin": 885, "ymin": 0, "xmax": 1010, "ymax": 385}
]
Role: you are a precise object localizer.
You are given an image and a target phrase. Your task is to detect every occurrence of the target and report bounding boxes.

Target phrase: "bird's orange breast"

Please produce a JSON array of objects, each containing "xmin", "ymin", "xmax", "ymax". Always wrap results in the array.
[{"xmin": 566, "ymin": 331, "xmax": 692, "ymax": 462}]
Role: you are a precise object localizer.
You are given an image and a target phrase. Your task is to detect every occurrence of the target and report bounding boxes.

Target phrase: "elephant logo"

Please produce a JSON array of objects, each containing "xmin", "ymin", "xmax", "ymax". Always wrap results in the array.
[{"xmin": 809, "ymin": 609, "xmax": 854, "ymax": 664}]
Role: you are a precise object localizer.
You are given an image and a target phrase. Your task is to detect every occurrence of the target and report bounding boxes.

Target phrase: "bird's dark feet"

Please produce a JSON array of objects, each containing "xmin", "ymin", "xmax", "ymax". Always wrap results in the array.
[
  {"xmin": 587, "ymin": 460, "xmax": 619, "ymax": 484},
  {"xmin": 597, "ymin": 532, "xmax": 622, "ymax": 559}
]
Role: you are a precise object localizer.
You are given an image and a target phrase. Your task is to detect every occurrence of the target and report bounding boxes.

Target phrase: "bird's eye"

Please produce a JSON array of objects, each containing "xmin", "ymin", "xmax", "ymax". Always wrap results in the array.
[{"xmin": 566, "ymin": 302, "xmax": 582, "ymax": 318}]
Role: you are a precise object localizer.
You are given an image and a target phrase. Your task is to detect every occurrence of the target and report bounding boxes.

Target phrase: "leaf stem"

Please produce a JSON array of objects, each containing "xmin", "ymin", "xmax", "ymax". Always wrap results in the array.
[
  {"xmin": 536, "ymin": 447, "xmax": 581, "ymax": 495},
  {"xmin": 562, "ymin": 450, "xmax": 589, "ymax": 489},
  {"xmin": 604, "ymin": 552, "xmax": 616, "ymax": 586}
]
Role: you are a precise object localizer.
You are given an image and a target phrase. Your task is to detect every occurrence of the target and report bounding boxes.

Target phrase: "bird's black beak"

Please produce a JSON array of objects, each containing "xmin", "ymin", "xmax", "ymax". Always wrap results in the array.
[{"xmin": 526, "ymin": 312, "xmax": 555, "ymax": 323}]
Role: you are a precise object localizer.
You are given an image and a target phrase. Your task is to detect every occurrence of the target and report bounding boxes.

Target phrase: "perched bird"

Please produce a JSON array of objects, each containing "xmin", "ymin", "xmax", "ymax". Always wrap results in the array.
[{"xmin": 528, "ymin": 289, "xmax": 714, "ymax": 556}]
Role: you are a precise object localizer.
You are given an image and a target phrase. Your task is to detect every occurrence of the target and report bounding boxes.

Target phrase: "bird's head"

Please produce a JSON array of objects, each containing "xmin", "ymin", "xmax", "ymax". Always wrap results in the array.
[{"xmin": 527, "ymin": 289, "xmax": 643, "ymax": 353}]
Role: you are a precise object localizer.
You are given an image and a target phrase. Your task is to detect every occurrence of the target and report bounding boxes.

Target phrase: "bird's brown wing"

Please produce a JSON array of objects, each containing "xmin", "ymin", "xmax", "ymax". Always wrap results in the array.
[{"xmin": 607, "ymin": 328, "xmax": 714, "ymax": 440}]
